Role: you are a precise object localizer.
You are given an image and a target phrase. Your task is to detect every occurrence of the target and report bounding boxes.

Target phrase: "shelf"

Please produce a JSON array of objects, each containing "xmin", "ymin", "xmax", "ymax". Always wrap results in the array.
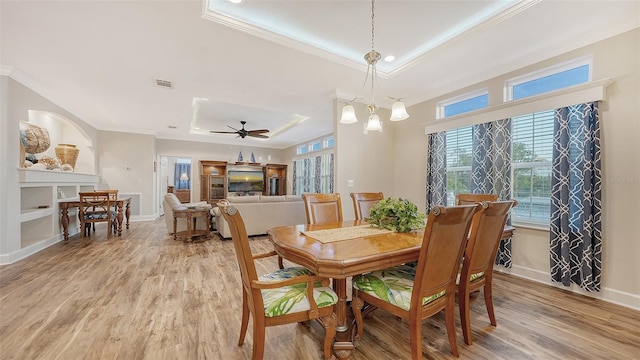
[
  {"xmin": 20, "ymin": 208, "xmax": 54, "ymax": 222},
  {"xmin": 18, "ymin": 168, "xmax": 99, "ymax": 183}
]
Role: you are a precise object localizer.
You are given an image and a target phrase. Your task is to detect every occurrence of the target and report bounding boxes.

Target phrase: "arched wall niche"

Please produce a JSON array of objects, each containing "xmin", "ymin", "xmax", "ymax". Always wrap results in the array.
[{"xmin": 27, "ymin": 110, "xmax": 95, "ymax": 174}]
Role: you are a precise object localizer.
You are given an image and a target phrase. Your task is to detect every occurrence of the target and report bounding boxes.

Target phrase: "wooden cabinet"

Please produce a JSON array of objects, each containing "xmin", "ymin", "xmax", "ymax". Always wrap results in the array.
[
  {"xmin": 199, "ymin": 160, "xmax": 287, "ymax": 202},
  {"xmin": 265, "ymin": 164, "xmax": 287, "ymax": 196},
  {"xmin": 199, "ymin": 161, "xmax": 227, "ymax": 205}
]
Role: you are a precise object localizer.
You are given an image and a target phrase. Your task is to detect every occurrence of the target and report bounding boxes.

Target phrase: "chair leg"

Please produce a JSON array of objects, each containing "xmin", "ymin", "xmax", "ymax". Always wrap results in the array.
[
  {"xmin": 351, "ymin": 294, "xmax": 364, "ymax": 341},
  {"xmin": 484, "ymin": 280, "xmax": 496, "ymax": 326},
  {"xmin": 459, "ymin": 285, "xmax": 473, "ymax": 345},
  {"xmin": 320, "ymin": 312, "xmax": 337, "ymax": 360},
  {"xmin": 238, "ymin": 290, "xmax": 249, "ymax": 346},
  {"xmin": 409, "ymin": 313, "xmax": 422, "ymax": 360},
  {"xmin": 445, "ymin": 296, "xmax": 460, "ymax": 357},
  {"xmin": 251, "ymin": 316, "xmax": 266, "ymax": 360}
]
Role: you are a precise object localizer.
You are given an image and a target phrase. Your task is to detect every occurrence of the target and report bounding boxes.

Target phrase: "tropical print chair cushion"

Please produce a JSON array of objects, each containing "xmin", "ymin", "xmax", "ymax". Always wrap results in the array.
[
  {"xmin": 259, "ymin": 267, "xmax": 338, "ymax": 317},
  {"xmin": 352, "ymin": 264, "xmax": 446, "ymax": 311},
  {"xmin": 456, "ymin": 271, "xmax": 485, "ymax": 285}
]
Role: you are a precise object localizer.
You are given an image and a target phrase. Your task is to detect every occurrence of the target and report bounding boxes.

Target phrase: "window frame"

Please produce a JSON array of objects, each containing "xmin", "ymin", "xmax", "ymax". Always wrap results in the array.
[
  {"xmin": 436, "ymin": 88, "xmax": 488, "ymax": 120},
  {"xmin": 504, "ymin": 56, "xmax": 592, "ymax": 102}
]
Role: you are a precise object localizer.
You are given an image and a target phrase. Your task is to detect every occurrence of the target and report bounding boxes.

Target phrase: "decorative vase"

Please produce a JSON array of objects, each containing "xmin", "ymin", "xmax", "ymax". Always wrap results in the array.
[{"xmin": 55, "ymin": 143, "xmax": 79, "ymax": 170}]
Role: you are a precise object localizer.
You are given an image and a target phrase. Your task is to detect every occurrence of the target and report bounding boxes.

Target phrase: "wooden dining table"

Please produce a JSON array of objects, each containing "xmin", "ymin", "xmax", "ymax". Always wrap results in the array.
[
  {"xmin": 267, "ymin": 220, "xmax": 515, "ymax": 360},
  {"xmin": 59, "ymin": 197, "xmax": 131, "ymax": 241}
]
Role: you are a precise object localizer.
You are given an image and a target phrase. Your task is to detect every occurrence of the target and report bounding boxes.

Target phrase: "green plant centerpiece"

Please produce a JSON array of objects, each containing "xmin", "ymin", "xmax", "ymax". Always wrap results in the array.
[{"xmin": 366, "ymin": 197, "xmax": 427, "ymax": 232}]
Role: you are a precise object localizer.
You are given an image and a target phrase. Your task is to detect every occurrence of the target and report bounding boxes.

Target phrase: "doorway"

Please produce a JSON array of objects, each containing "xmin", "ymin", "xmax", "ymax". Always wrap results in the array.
[{"xmin": 158, "ymin": 155, "xmax": 192, "ymax": 216}]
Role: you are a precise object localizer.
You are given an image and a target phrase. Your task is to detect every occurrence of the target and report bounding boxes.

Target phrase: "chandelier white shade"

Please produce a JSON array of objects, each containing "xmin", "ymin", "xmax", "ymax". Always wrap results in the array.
[
  {"xmin": 366, "ymin": 114, "xmax": 382, "ymax": 132},
  {"xmin": 339, "ymin": 0, "xmax": 409, "ymax": 130},
  {"xmin": 339, "ymin": 104, "xmax": 358, "ymax": 124}
]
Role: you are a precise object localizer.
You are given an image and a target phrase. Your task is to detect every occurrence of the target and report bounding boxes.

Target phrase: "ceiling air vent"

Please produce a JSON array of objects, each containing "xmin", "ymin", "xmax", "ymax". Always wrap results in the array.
[{"xmin": 154, "ymin": 78, "xmax": 173, "ymax": 89}]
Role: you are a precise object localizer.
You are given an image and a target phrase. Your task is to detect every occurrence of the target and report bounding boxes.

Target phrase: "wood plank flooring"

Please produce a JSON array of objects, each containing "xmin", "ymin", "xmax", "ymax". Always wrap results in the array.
[{"xmin": 1, "ymin": 219, "xmax": 639, "ymax": 359}]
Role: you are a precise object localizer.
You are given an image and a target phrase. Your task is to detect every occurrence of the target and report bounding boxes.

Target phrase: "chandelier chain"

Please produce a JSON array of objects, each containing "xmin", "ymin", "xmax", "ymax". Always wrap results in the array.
[{"xmin": 371, "ymin": 0, "xmax": 375, "ymax": 51}]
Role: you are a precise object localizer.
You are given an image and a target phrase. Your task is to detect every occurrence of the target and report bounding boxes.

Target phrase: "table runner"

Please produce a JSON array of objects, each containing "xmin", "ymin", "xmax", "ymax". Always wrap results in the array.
[{"xmin": 301, "ymin": 224, "xmax": 392, "ymax": 244}]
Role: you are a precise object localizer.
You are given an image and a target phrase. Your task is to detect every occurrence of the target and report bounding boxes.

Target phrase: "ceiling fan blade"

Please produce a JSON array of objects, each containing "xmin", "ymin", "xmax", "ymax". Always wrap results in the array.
[
  {"xmin": 247, "ymin": 129, "xmax": 270, "ymax": 134},
  {"xmin": 210, "ymin": 130, "xmax": 238, "ymax": 134},
  {"xmin": 248, "ymin": 133, "xmax": 269, "ymax": 139}
]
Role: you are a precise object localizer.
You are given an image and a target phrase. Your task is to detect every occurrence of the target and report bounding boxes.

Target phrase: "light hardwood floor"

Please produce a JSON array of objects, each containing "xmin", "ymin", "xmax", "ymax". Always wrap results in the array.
[{"xmin": 1, "ymin": 219, "xmax": 638, "ymax": 360}]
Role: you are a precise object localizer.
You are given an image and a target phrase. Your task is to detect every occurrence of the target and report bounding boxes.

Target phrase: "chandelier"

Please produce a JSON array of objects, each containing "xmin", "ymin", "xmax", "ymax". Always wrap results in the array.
[{"xmin": 339, "ymin": 0, "xmax": 409, "ymax": 132}]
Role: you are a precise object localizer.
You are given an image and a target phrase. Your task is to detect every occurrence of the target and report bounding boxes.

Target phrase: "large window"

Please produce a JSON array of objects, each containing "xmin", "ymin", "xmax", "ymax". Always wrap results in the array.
[
  {"xmin": 292, "ymin": 153, "xmax": 334, "ymax": 195},
  {"xmin": 443, "ymin": 111, "xmax": 554, "ymax": 224},
  {"xmin": 511, "ymin": 111, "xmax": 554, "ymax": 224},
  {"xmin": 445, "ymin": 126, "xmax": 472, "ymax": 205}
]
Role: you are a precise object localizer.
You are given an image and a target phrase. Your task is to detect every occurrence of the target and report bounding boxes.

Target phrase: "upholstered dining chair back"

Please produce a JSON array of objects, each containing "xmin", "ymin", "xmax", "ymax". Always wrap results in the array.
[
  {"xmin": 302, "ymin": 193, "xmax": 343, "ymax": 224},
  {"xmin": 455, "ymin": 193, "xmax": 498, "ymax": 205},
  {"xmin": 351, "ymin": 204, "xmax": 481, "ymax": 359},
  {"xmin": 350, "ymin": 192, "xmax": 384, "ymax": 220},
  {"xmin": 458, "ymin": 200, "xmax": 517, "ymax": 345},
  {"xmin": 79, "ymin": 191, "xmax": 115, "ymax": 237},
  {"xmin": 217, "ymin": 200, "xmax": 338, "ymax": 360}
]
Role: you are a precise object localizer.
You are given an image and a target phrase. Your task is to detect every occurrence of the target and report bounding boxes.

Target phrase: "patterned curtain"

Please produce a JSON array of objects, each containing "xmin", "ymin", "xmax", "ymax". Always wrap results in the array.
[
  {"xmin": 314, "ymin": 155, "xmax": 322, "ymax": 193},
  {"xmin": 292, "ymin": 161, "xmax": 298, "ymax": 194},
  {"xmin": 425, "ymin": 131, "xmax": 447, "ymax": 212},
  {"xmin": 471, "ymin": 119, "xmax": 513, "ymax": 267},
  {"xmin": 550, "ymin": 102, "xmax": 602, "ymax": 291},
  {"xmin": 174, "ymin": 163, "xmax": 191, "ymax": 189}
]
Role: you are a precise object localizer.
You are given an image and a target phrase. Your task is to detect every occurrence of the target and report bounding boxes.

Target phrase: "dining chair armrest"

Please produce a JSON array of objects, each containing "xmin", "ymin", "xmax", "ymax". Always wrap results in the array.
[
  {"xmin": 252, "ymin": 250, "xmax": 278, "ymax": 260},
  {"xmin": 251, "ymin": 275, "xmax": 329, "ymax": 289}
]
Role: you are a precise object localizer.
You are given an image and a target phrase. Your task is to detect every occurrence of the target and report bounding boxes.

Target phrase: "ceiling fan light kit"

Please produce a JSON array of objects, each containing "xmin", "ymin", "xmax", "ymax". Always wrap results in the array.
[{"xmin": 339, "ymin": 0, "xmax": 410, "ymax": 132}]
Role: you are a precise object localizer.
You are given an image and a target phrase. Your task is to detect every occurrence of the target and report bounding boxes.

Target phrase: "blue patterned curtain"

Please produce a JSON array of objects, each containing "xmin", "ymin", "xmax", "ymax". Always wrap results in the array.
[
  {"xmin": 550, "ymin": 102, "xmax": 602, "ymax": 291},
  {"xmin": 472, "ymin": 119, "xmax": 513, "ymax": 267},
  {"xmin": 425, "ymin": 131, "xmax": 447, "ymax": 212},
  {"xmin": 292, "ymin": 161, "xmax": 298, "ymax": 194},
  {"xmin": 174, "ymin": 163, "xmax": 191, "ymax": 189},
  {"xmin": 314, "ymin": 155, "xmax": 322, "ymax": 193}
]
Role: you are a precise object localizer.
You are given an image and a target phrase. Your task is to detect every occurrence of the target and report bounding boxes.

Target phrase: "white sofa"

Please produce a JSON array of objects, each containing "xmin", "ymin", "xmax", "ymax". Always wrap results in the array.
[
  {"xmin": 212, "ymin": 195, "xmax": 306, "ymax": 239},
  {"xmin": 162, "ymin": 193, "xmax": 213, "ymax": 235}
]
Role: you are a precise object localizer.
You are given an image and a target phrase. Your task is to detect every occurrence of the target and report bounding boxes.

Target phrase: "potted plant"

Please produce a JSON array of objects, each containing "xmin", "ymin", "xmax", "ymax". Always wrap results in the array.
[{"xmin": 367, "ymin": 197, "xmax": 427, "ymax": 232}]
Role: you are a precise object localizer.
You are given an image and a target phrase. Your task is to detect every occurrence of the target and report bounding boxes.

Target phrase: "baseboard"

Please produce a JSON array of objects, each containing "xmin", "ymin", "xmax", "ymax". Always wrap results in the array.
[
  {"xmin": 0, "ymin": 235, "xmax": 62, "ymax": 265},
  {"xmin": 496, "ymin": 265, "xmax": 640, "ymax": 311},
  {"xmin": 130, "ymin": 214, "xmax": 156, "ymax": 222}
]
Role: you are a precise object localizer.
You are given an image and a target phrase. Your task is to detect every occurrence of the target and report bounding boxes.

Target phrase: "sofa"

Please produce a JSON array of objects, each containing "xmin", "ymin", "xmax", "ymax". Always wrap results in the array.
[
  {"xmin": 162, "ymin": 193, "xmax": 213, "ymax": 235},
  {"xmin": 212, "ymin": 195, "xmax": 306, "ymax": 239}
]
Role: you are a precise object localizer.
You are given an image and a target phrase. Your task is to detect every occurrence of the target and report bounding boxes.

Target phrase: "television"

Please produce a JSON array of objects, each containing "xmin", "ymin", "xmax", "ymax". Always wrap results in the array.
[{"xmin": 228, "ymin": 170, "xmax": 264, "ymax": 193}]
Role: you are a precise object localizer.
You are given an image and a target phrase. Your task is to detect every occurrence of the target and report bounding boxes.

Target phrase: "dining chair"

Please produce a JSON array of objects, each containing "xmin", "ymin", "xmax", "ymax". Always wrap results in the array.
[
  {"xmin": 216, "ymin": 200, "xmax": 338, "ymax": 360},
  {"xmin": 458, "ymin": 200, "xmax": 517, "ymax": 345},
  {"xmin": 351, "ymin": 204, "xmax": 481, "ymax": 359},
  {"xmin": 455, "ymin": 193, "xmax": 498, "ymax": 205},
  {"xmin": 78, "ymin": 191, "xmax": 116, "ymax": 237},
  {"xmin": 84, "ymin": 190, "xmax": 118, "ymax": 235},
  {"xmin": 350, "ymin": 192, "xmax": 384, "ymax": 220},
  {"xmin": 302, "ymin": 193, "xmax": 343, "ymax": 224}
]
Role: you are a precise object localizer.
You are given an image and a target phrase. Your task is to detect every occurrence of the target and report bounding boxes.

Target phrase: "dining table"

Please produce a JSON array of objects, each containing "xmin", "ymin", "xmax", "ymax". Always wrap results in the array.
[
  {"xmin": 59, "ymin": 197, "xmax": 131, "ymax": 241},
  {"xmin": 267, "ymin": 220, "xmax": 515, "ymax": 360}
]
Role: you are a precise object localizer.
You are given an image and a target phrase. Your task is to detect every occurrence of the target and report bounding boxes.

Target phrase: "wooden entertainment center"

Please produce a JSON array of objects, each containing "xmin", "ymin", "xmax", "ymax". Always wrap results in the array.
[{"xmin": 199, "ymin": 160, "xmax": 287, "ymax": 205}]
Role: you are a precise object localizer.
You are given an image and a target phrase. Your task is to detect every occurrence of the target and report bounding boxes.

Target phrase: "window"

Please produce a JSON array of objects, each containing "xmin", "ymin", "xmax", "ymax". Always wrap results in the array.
[
  {"xmin": 437, "ymin": 90, "xmax": 488, "ymax": 119},
  {"xmin": 324, "ymin": 137, "xmax": 334, "ymax": 148},
  {"xmin": 292, "ymin": 153, "xmax": 334, "ymax": 195},
  {"xmin": 443, "ymin": 111, "xmax": 554, "ymax": 225},
  {"xmin": 511, "ymin": 111, "xmax": 554, "ymax": 224},
  {"xmin": 445, "ymin": 126, "xmax": 473, "ymax": 205},
  {"xmin": 310, "ymin": 141, "xmax": 322, "ymax": 152},
  {"xmin": 296, "ymin": 145, "xmax": 308, "ymax": 155},
  {"xmin": 506, "ymin": 58, "xmax": 591, "ymax": 101}
]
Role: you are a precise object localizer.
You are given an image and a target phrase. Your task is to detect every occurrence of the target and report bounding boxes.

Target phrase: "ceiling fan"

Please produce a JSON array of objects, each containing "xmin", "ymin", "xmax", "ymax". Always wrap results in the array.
[{"xmin": 210, "ymin": 121, "xmax": 269, "ymax": 139}]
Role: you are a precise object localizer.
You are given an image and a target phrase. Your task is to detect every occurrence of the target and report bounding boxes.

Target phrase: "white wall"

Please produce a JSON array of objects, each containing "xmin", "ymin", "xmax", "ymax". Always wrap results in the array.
[
  {"xmin": 392, "ymin": 29, "xmax": 640, "ymax": 308},
  {"xmin": 0, "ymin": 76, "xmax": 99, "ymax": 256},
  {"xmin": 334, "ymin": 99, "xmax": 397, "ymax": 221}
]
